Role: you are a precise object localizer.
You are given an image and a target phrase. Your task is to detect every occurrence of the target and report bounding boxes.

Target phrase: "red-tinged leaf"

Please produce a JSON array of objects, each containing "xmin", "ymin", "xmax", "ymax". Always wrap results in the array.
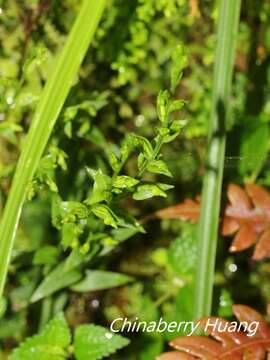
[
  {"xmin": 229, "ymin": 224, "xmax": 257, "ymax": 252},
  {"xmin": 170, "ymin": 336, "xmax": 221, "ymax": 358},
  {"xmin": 198, "ymin": 318, "xmax": 246, "ymax": 347},
  {"xmin": 143, "ymin": 183, "xmax": 270, "ymax": 260},
  {"xmin": 245, "ymin": 183, "xmax": 270, "ymax": 212},
  {"xmin": 154, "ymin": 199, "xmax": 200, "ymax": 223},
  {"xmin": 159, "ymin": 305, "xmax": 270, "ymax": 360},
  {"xmin": 227, "ymin": 184, "xmax": 252, "ymax": 212},
  {"xmin": 253, "ymin": 229, "xmax": 270, "ymax": 261},
  {"xmin": 156, "ymin": 352, "xmax": 196, "ymax": 360},
  {"xmin": 232, "ymin": 305, "xmax": 270, "ymax": 338},
  {"xmin": 221, "ymin": 217, "xmax": 240, "ymax": 236},
  {"xmin": 224, "ymin": 183, "xmax": 270, "ymax": 260},
  {"xmin": 242, "ymin": 346, "xmax": 266, "ymax": 360}
]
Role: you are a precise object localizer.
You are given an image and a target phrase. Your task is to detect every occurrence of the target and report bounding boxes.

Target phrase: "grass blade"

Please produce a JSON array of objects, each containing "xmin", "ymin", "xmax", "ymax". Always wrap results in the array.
[
  {"xmin": 0, "ymin": 0, "xmax": 106, "ymax": 297},
  {"xmin": 194, "ymin": 0, "xmax": 242, "ymax": 319}
]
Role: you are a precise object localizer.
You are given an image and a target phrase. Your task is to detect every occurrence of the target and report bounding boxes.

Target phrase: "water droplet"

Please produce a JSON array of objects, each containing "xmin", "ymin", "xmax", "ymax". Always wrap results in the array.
[
  {"xmin": 105, "ymin": 332, "xmax": 113, "ymax": 339},
  {"xmin": 229, "ymin": 263, "xmax": 237, "ymax": 272}
]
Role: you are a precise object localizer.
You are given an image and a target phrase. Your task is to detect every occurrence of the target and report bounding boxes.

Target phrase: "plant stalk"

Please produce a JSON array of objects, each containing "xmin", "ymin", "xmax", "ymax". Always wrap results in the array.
[
  {"xmin": 194, "ymin": 0, "xmax": 241, "ymax": 319},
  {"xmin": 0, "ymin": 0, "xmax": 106, "ymax": 298}
]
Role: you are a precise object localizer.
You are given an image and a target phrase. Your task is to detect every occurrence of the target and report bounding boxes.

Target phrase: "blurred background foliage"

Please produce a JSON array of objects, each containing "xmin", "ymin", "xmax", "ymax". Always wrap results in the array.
[{"xmin": 0, "ymin": 0, "xmax": 270, "ymax": 359}]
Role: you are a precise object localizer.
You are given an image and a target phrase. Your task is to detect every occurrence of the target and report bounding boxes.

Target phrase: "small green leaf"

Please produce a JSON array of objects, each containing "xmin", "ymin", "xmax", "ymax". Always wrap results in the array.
[
  {"xmin": 168, "ymin": 225, "xmax": 198, "ymax": 276},
  {"xmin": 59, "ymin": 201, "xmax": 89, "ymax": 221},
  {"xmin": 170, "ymin": 44, "xmax": 187, "ymax": 93},
  {"xmin": 74, "ymin": 324, "xmax": 130, "ymax": 360},
  {"xmin": 162, "ymin": 120, "xmax": 187, "ymax": 143},
  {"xmin": 169, "ymin": 99, "xmax": 185, "ymax": 113},
  {"xmin": 146, "ymin": 160, "xmax": 172, "ymax": 177},
  {"xmin": 137, "ymin": 153, "xmax": 145, "ymax": 172},
  {"xmin": 31, "ymin": 250, "xmax": 85, "ymax": 303},
  {"xmin": 10, "ymin": 313, "xmax": 71, "ymax": 360},
  {"xmin": 87, "ymin": 125, "xmax": 107, "ymax": 146},
  {"xmin": 33, "ymin": 246, "xmax": 59, "ymax": 266},
  {"xmin": 112, "ymin": 176, "xmax": 139, "ymax": 189},
  {"xmin": 22, "ymin": 45, "xmax": 49, "ymax": 76},
  {"xmin": 123, "ymin": 134, "xmax": 154, "ymax": 160},
  {"xmin": 133, "ymin": 183, "xmax": 173, "ymax": 200},
  {"xmin": 86, "ymin": 169, "xmax": 112, "ymax": 205},
  {"xmin": 134, "ymin": 134, "xmax": 153, "ymax": 159},
  {"xmin": 71, "ymin": 270, "xmax": 133, "ymax": 292},
  {"xmin": 108, "ymin": 152, "xmax": 120, "ymax": 172},
  {"xmin": 91, "ymin": 204, "xmax": 120, "ymax": 228},
  {"xmin": 239, "ymin": 120, "xmax": 269, "ymax": 177},
  {"xmin": 156, "ymin": 183, "xmax": 174, "ymax": 191},
  {"xmin": 157, "ymin": 90, "xmax": 170, "ymax": 123},
  {"xmin": 62, "ymin": 222, "xmax": 83, "ymax": 249}
]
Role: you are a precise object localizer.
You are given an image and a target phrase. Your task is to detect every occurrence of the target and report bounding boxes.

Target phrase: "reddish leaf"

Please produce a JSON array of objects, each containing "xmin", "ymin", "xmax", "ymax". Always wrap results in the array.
[
  {"xmin": 222, "ymin": 217, "xmax": 240, "ymax": 236},
  {"xmin": 227, "ymin": 183, "xmax": 252, "ymax": 212},
  {"xmin": 154, "ymin": 199, "xmax": 200, "ymax": 223},
  {"xmin": 157, "ymin": 352, "xmax": 196, "ymax": 360},
  {"xmin": 253, "ymin": 229, "xmax": 270, "ymax": 260},
  {"xmin": 229, "ymin": 224, "xmax": 257, "ymax": 252},
  {"xmin": 141, "ymin": 198, "xmax": 200, "ymax": 225},
  {"xmin": 223, "ymin": 183, "xmax": 270, "ymax": 260},
  {"xmin": 158, "ymin": 305, "xmax": 270, "ymax": 360},
  {"xmin": 170, "ymin": 336, "xmax": 221, "ymax": 358},
  {"xmin": 144, "ymin": 183, "xmax": 270, "ymax": 260},
  {"xmin": 232, "ymin": 305, "xmax": 270, "ymax": 338},
  {"xmin": 198, "ymin": 317, "xmax": 246, "ymax": 347},
  {"xmin": 245, "ymin": 183, "xmax": 270, "ymax": 212}
]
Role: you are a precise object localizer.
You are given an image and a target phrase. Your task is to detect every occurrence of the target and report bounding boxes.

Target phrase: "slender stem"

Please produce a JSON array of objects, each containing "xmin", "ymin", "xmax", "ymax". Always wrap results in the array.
[
  {"xmin": 0, "ymin": 0, "xmax": 106, "ymax": 298},
  {"xmin": 194, "ymin": 0, "xmax": 241, "ymax": 319}
]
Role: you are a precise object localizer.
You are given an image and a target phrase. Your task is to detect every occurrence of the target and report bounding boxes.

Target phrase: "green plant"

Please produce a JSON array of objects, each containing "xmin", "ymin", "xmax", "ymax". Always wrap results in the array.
[
  {"xmin": 194, "ymin": 0, "xmax": 242, "ymax": 319},
  {"xmin": 0, "ymin": 0, "xmax": 106, "ymax": 298},
  {"xmin": 1, "ymin": 0, "xmax": 270, "ymax": 358},
  {"xmin": 28, "ymin": 45, "xmax": 188, "ymax": 304},
  {"xmin": 10, "ymin": 312, "xmax": 130, "ymax": 360}
]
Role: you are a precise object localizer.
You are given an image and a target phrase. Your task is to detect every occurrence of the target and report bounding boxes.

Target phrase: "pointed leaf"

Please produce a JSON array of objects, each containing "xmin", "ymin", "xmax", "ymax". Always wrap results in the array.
[
  {"xmin": 10, "ymin": 313, "xmax": 71, "ymax": 360},
  {"xmin": 253, "ymin": 229, "xmax": 270, "ymax": 260},
  {"xmin": 227, "ymin": 183, "xmax": 252, "ymax": 211},
  {"xmin": 71, "ymin": 270, "xmax": 133, "ymax": 292},
  {"xmin": 230, "ymin": 224, "xmax": 257, "ymax": 252},
  {"xmin": 245, "ymin": 183, "xmax": 270, "ymax": 212},
  {"xmin": 147, "ymin": 160, "xmax": 172, "ymax": 177},
  {"xmin": 74, "ymin": 324, "xmax": 130, "ymax": 360}
]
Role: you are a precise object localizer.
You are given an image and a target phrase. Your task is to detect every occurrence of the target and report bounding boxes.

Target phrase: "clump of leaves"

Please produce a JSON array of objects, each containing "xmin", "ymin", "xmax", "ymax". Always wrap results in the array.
[
  {"xmin": 222, "ymin": 183, "xmax": 270, "ymax": 261},
  {"xmin": 10, "ymin": 312, "xmax": 129, "ymax": 360},
  {"xmin": 28, "ymin": 45, "xmax": 188, "ymax": 304},
  {"xmin": 145, "ymin": 183, "xmax": 270, "ymax": 260},
  {"xmin": 158, "ymin": 305, "xmax": 270, "ymax": 359},
  {"xmin": 43, "ymin": 45, "xmax": 187, "ymax": 253}
]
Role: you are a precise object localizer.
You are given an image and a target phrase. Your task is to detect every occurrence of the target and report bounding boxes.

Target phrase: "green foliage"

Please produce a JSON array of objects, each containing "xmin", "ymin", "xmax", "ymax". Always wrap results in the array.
[
  {"xmin": 74, "ymin": 325, "xmax": 130, "ymax": 360},
  {"xmin": 10, "ymin": 313, "xmax": 71, "ymax": 360},
  {"xmin": 133, "ymin": 183, "xmax": 174, "ymax": 200},
  {"xmin": 168, "ymin": 225, "xmax": 198, "ymax": 277},
  {"xmin": 31, "ymin": 251, "xmax": 86, "ymax": 303},
  {"xmin": 238, "ymin": 118, "xmax": 269, "ymax": 179},
  {"xmin": 1, "ymin": 0, "xmax": 270, "ymax": 359},
  {"xmin": 10, "ymin": 313, "xmax": 129, "ymax": 360},
  {"xmin": 33, "ymin": 246, "xmax": 59, "ymax": 266},
  {"xmin": 71, "ymin": 270, "xmax": 134, "ymax": 292}
]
